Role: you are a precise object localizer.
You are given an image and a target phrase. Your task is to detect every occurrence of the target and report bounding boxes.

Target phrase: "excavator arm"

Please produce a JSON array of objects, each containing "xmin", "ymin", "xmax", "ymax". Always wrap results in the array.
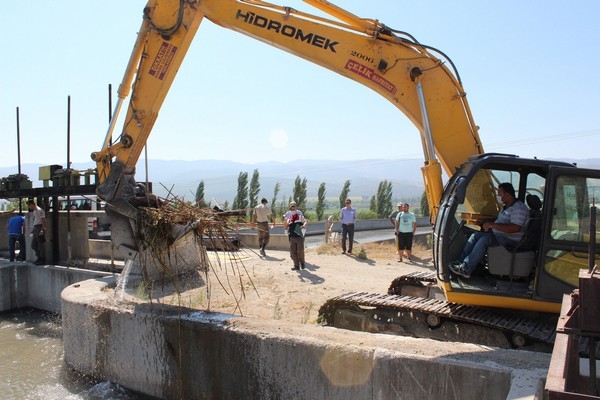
[
  {"xmin": 200, "ymin": 0, "xmax": 484, "ymax": 213},
  {"xmin": 92, "ymin": 0, "xmax": 484, "ymax": 262}
]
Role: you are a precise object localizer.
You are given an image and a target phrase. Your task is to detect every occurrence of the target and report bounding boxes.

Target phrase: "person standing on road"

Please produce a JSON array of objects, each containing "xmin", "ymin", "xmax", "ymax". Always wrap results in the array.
[
  {"xmin": 389, "ymin": 202, "xmax": 403, "ymax": 258},
  {"xmin": 27, "ymin": 199, "xmax": 47, "ymax": 265},
  {"xmin": 395, "ymin": 203, "xmax": 416, "ymax": 262},
  {"xmin": 7, "ymin": 212, "xmax": 26, "ymax": 262},
  {"xmin": 283, "ymin": 201, "xmax": 307, "ymax": 270},
  {"xmin": 339, "ymin": 198, "xmax": 357, "ymax": 254},
  {"xmin": 251, "ymin": 197, "xmax": 274, "ymax": 256}
]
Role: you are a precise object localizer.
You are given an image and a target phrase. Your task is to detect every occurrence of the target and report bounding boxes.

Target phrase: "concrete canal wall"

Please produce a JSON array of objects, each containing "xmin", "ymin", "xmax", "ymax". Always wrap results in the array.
[
  {"xmin": 61, "ymin": 276, "xmax": 550, "ymax": 400},
  {"xmin": 0, "ymin": 262, "xmax": 112, "ymax": 313}
]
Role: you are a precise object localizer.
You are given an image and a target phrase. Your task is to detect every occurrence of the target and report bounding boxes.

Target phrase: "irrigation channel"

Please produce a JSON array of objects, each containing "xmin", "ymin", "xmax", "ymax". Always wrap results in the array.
[{"xmin": 0, "ymin": 308, "xmax": 155, "ymax": 400}]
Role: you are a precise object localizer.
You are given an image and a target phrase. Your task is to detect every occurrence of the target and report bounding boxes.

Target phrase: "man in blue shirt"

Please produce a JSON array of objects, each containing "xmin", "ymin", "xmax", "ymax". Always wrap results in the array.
[
  {"xmin": 7, "ymin": 213, "xmax": 26, "ymax": 262},
  {"xmin": 339, "ymin": 198, "xmax": 357, "ymax": 254}
]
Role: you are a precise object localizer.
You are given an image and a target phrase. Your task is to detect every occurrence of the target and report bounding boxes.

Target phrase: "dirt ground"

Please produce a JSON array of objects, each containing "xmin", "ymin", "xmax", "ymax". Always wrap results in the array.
[{"xmin": 153, "ymin": 240, "xmax": 435, "ymax": 326}]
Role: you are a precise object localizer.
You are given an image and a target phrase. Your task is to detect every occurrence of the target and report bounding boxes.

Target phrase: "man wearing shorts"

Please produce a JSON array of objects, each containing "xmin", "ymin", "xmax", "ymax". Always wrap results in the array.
[{"xmin": 395, "ymin": 203, "xmax": 416, "ymax": 262}]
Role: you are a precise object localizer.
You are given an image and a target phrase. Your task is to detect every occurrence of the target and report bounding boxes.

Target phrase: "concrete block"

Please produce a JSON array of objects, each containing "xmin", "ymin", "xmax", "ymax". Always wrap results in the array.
[{"xmin": 62, "ymin": 277, "xmax": 550, "ymax": 400}]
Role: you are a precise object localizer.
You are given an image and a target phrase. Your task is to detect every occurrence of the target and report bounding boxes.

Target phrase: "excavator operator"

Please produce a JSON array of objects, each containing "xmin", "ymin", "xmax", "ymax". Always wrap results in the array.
[{"xmin": 449, "ymin": 182, "xmax": 528, "ymax": 278}]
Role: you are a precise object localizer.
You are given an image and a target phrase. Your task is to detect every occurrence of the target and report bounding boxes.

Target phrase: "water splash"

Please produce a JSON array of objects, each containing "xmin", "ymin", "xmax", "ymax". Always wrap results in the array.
[
  {"xmin": 13, "ymin": 266, "xmax": 20, "ymax": 309},
  {"xmin": 114, "ymin": 260, "xmax": 135, "ymax": 302}
]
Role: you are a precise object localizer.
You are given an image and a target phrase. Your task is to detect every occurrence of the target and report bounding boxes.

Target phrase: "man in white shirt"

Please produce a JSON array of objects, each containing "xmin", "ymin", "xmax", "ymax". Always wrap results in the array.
[
  {"xmin": 252, "ymin": 198, "xmax": 274, "ymax": 256},
  {"xmin": 339, "ymin": 198, "xmax": 357, "ymax": 254},
  {"xmin": 27, "ymin": 199, "xmax": 47, "ymax": 265}
]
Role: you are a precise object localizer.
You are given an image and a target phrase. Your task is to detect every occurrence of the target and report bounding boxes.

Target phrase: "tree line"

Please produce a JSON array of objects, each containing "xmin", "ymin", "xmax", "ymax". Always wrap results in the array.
[{"xmin": 195, "ymin": 169, "xmax": 429, "ymax": 222}]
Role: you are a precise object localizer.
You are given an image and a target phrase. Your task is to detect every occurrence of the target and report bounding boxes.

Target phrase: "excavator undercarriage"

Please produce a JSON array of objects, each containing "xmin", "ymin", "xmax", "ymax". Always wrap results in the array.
[{"xmin": 318, "ymin": 272, "xmax": 558, "ymax": 352}]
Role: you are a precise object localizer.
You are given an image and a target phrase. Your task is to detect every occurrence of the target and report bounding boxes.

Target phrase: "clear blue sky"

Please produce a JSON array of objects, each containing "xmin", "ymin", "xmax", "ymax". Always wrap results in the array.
[{"xmin": 2, "ymin": 0, "xmax": 599, "ymax": 170}]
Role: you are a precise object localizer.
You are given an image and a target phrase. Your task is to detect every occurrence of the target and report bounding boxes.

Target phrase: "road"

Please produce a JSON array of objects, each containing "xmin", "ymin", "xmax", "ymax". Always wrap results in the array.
[{"xmin": 304, "ymin": 226, "xmax": 432, "ymax": 248}]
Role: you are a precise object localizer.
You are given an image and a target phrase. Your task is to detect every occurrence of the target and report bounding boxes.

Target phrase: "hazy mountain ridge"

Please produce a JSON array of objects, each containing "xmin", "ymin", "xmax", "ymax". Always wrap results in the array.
[
  {"xmin": 121, "ymin": 158, "xmax": 428, "ymax": 202},
  {"xmin": 2, "ymin": 157, "xmax": 599, "ymax": 205}
]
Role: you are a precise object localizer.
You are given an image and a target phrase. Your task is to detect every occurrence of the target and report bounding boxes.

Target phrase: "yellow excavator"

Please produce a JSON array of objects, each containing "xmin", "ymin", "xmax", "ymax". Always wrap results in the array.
[{"xmin": 91, "ymin": 0, "xmax": 600, "ymax": 349}]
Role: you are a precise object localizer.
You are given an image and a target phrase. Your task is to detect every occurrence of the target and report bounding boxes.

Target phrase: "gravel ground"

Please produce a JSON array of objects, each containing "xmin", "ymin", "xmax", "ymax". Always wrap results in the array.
[{"xmin": 143, "ymin": 242, "xmax": 434, "ymax": 326}]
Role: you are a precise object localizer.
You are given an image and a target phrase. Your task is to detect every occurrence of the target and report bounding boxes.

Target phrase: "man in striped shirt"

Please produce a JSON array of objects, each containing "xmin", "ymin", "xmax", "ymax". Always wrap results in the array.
[{"xmin": 449, "ymin": 182, "xmax": 528, "ymax": 279}]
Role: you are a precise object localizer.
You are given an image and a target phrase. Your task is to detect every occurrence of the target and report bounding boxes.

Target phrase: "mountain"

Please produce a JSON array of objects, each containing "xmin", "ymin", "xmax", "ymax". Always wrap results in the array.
[
  {"xmin": 142, "ymin": 158, "xmax": 429, "ymax": 202},
  {"xmin": 2, "ymin": 157, "xmax": 599, "ymax": 205},
  {"xmin": 0, "ymin": 158, "xmax": 426, "ymax": 203}
]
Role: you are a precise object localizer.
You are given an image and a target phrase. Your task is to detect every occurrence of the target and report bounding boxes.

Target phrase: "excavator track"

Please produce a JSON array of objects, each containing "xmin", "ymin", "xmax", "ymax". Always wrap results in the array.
[
  {"xmin": 318, "ymin": 289, "xmax": 558, "ymax": 351},
  {"xmin": 387, "ymin": 271, "xmax": 437, "ymax": 294}
]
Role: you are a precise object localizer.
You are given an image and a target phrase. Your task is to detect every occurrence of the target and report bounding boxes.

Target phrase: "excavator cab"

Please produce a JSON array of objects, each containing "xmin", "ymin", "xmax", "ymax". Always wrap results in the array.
[
  {"xmin": 321, "ymin": 153, "xmax": 598, "ymax": 347},
  {"xmin": 434, "ymin": 153, "xmax": 600, "ymax": 313}
]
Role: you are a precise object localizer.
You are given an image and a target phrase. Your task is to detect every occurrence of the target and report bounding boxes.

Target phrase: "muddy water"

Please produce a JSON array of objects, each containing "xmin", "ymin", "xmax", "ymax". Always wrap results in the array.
[{"xmin": 0, "ymin": 308, "xmax": 154, "ymax": 400}]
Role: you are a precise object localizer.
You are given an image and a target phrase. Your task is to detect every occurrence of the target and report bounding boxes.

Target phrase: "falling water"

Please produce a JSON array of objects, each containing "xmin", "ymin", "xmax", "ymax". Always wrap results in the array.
[
  {"xmin": 12, "ymin": 266, "xmax": 21, "ymax": 309},
  {"xmin": 114, "ymin": 259, "xmax": 135, "ymax": 301}
]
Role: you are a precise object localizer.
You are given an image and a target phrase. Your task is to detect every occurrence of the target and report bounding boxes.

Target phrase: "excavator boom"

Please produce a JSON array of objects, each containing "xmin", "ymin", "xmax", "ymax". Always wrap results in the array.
[{"xmin": 92, "ymin": 0, "xmax": 483, "ymax": 221}]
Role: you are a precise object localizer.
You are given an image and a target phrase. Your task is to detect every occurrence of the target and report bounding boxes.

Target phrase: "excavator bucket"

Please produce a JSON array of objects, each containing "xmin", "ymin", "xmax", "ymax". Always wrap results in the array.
[{"xmin": 102, "ymin": 184, "xmax": 245, "ymax": 283}]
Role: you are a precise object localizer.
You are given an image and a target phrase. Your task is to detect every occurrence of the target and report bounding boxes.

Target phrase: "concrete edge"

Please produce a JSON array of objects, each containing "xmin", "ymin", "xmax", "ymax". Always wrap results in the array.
[
  {"xmin": 61, "ymin": 277, "xmax": 550, "ymax": 399},
  {"xmin": 0, "ymin": 262, "xmax": 114, "ymax": 313}
]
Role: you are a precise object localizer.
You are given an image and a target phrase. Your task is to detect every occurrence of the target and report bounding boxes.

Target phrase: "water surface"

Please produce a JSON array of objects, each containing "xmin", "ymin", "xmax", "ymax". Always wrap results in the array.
[{"xmin": 0, "ymin": 308, "xmax": 153, "ymax": 400}]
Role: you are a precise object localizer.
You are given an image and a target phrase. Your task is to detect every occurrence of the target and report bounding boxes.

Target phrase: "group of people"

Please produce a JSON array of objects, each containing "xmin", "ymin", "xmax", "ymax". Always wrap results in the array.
[
  {"xmin": 251, "ymin": 197, "xmax": 418, "ymax": 270},
  {"xmin": 8, "ymin": 182, "xmax": 530, "ymax": 279},
  {"xmin": 251, "ymin": 198, "xmax": 307, "ymax": 270},
  {"xmin": 5, "ymin": 199, "xmax": 47, "ymax": 265},
  {"xmin": 343, "ymin": 199, "xmax": 418, "ymax": 261}
]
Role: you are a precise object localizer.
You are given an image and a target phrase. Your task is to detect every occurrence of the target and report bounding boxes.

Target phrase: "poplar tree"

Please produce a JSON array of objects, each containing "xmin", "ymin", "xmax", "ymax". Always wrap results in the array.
[
  {"xmin": 316, "ymin": 182, "xmax": 326, "ymax": 221},
  {"xmin": 195, "ymin": 181, "xmax": 206, "ymax": 207},
  {"xmin": 420, "ymin": 191, "xmax": 430, "ymax": 217},
  {"xmin": 339, "ymin": 180, "xmax": 351, "ymax": 208},
  {"xmin": 375, "ymin": 180, "xmax": 393, "ymax": 218},
  {"xmin": 271, "ymin": 182, "xmax": 281, "ymax": 217},
  {"xmin": 369, "ymin": 195, "xmax": 376, "ymax": 212},
  {"xmin": 293, "ymin": 175, "xmax": 308, "ymax": 211},
  {"xmin": 249, "ymin": 169, "xmax": 260, "ymax": 208},
  {"xmin": 232, "ymin": 171, "xmax": 249, "ymax": 211}
]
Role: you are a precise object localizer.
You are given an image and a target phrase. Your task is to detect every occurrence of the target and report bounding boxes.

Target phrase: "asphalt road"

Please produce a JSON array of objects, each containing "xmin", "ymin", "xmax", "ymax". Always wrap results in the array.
[{"xmin": 305, "ymin": 226, "xmax": 432, "ymax": 248}]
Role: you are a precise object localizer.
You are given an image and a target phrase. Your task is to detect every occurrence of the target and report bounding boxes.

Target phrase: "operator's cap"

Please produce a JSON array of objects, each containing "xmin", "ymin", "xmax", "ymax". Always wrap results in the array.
[
  {"xmin": 289, "ymin": 201, "xmax": 297, "ymax": 207},
  {"xmin": 397, "ymin": 202, "xmax": 403, "ymax": 207},
  {"xmin": 27, "ymin": 198, "xmax": 35, "ymax": 204}
]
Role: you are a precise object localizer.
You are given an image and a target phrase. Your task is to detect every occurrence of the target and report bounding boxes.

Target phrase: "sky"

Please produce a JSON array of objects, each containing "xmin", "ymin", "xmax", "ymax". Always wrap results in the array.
[{"xmin": 2, "ymin": 0, "xmax": 600, "ymax": 172}]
